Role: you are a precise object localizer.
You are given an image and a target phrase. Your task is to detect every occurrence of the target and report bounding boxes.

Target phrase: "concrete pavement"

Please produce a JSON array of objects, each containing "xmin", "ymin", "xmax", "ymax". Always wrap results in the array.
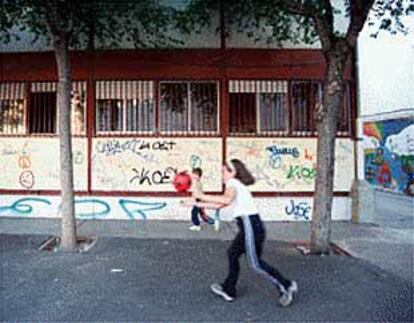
[
  {"xmin": 1, "ymin": 216, "xmax": 413, "ymax": 281},
  {"xmin": 1, "ymin": 233, "xmax": 412, "ymax": 322},
  {"xmin": 0, "ymin": 216, "xmax": 413, "ymax": 321}
]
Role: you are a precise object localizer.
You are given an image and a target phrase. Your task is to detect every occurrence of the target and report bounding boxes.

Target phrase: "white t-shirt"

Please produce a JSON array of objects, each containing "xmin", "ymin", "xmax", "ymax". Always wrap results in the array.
[{"xmin": 226, "ymin": 178, "xmax": 258, "ymax": 218}]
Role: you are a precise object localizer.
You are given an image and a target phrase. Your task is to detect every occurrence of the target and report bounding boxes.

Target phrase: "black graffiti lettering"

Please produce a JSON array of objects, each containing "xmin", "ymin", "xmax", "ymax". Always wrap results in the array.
[
  {"xmin": 152, "ymin": 170, "xmax": 164, "ymax": 184},
  {"xmin": 163, "ymin": 167, "xmax": 178, "ymax": 183},
  {"xmin": 152, "ymin": 141, "xmax": 176, "ymax": 151},
  {"xmin": 97, "ymin": 139, "xmax": 177, "ymax": 156},
  {"xmin": 139, "ymin": 141, "xmax": 151, "ymax": 150},
  {"xmin": 130, "ymin": 168, "xmax": 151, "ymax": 185},
  {"xmin": 130, "ymin": 167, "xmax": 177, "ymax": 186}
]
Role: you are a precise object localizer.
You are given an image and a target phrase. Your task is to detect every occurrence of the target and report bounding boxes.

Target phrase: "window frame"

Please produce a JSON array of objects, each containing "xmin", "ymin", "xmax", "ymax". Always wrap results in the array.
[
  {"xmin": 158, "ymin": 80, "xmax": 220, "ymax": 136},
  {"xmin": 228, "ymin": 79, "xmax": 353, "ymax": 137},
  {"xmin": 0, "ymin": 81, "xmax": 27, "ymax": 136},
  {"xmin": 228, "ymin": 80, "xmax": 289, "ymax": 136},
  {"xmin": 95, "ymin": 80, "xmax": 155, "ymax": 136}
]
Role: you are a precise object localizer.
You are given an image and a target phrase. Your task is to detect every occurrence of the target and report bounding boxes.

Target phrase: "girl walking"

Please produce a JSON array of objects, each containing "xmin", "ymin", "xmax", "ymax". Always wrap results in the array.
[{"xmin": 192, "ymin": 159, "xmax": 297, "ymax": 306}]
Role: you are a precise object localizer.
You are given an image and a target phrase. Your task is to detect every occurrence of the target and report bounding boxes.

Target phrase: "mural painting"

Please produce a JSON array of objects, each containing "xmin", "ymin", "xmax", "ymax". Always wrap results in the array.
[{"xmin": 363, "ymin": 118, "xmax": 414, "ymax": 196}]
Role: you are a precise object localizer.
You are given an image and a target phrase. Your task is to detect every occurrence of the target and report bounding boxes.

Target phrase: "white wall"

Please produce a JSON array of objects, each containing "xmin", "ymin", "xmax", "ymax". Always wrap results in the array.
[{"xmin": 358, "ymin": 17, "xmax": 414, "ymax": 116}]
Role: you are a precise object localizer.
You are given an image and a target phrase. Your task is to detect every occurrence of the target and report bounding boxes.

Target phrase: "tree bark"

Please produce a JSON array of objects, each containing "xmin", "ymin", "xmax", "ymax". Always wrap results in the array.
[
  {"xmin": 52, "ymin": 32, "xmax": 77, "ymax": 251},
  {"xmin": 311, "ymin": 43, "xmax": 349, "ymax": 254}
]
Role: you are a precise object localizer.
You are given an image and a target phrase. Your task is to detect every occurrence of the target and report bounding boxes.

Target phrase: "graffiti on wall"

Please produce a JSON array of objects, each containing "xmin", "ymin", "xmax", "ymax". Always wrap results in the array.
[
  {"xmin": 363, "ymin": 118, "xmax": 414, "ymax": 195},
  {"xmin": 91, "ymin": 138, "xmax": 222, "ymax": 192},
  {"xmin": 0, "ymin": 137, "xmax": 353, "ymax": 193},
  {"xmin": 0, "ymin": 138, "xmax": 87, "ymax": 190},
  {"xmin": 0, "ymin": 195, "xmax": 351, "ymax": 221},
  {"xmin": 0, "ymin": 196, "xmax": 167, "ymax": 220},
  {"xmin": 284, "ymin": 199, "xmax": 312, "ymax": 220},
  {"xmin": 266, "ymin": 145, "xmax": 300, "ymax": 169},
  {"xmin": 227, "ymin": 138, "xmax": 354, "ymax": 192}
]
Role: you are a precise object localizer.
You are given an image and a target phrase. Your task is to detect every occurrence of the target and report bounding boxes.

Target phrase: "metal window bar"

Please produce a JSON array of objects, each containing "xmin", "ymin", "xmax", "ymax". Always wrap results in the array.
[
  {"xmin": 229, "ymin": 80, "xmax": 288, "ymax": 136},
  {"xmin": 71, "ymin": 81, "xmax": 87, "ymax": 135},
  {"xmin": 29, "ymin": 81, "xmax": 86, "ymax": 135},
  {"xmin": 291, "ymin": 81, "xmax": 316, "ymax": 136},
  {"xmin": 159, "ymin": 81, "xmax": 219, "ymax": 135},
  {"xmin": 0, "ymin": 82, "xmax": 25, "ymax": 135},
  {"xmin": 229, "ymin": 80, "xmax": 254, "ymax": 136},
  {"xmin": 95, "ymin": 80, "xmax": 154, "ymax": 135},
  {"xmin": 30, "ymin": 82, "xmax": 56, "ymax": 134},
  {"xmin": 190, "ymin": 82, "xmax": 218, "ymax": 133},
  {"xmin": 337, "ymin": 82, "xmax": 351, "ymax": 135}
]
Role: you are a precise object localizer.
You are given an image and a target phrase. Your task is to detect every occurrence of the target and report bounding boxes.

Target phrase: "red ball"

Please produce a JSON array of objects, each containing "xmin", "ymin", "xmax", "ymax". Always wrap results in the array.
[{"xmin": 173, "ymin": 171, "xmax": 192, "ymax": 193}]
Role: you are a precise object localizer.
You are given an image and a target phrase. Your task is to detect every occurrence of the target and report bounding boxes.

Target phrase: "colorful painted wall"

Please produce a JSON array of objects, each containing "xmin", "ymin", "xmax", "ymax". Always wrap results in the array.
[{"xmin": 363, "ymin": 118, "xmax": 414, "ymax": 195}]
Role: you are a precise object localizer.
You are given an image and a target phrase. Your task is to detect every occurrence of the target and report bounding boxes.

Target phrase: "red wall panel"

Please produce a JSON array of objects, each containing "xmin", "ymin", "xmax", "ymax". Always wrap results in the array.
[{"xmin": 1, "ymin": 49, "xmax": 354, "ymax": 81}]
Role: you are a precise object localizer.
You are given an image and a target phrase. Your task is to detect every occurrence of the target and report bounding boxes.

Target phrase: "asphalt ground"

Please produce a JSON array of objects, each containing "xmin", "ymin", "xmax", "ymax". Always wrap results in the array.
[{"xmin": 1, "ymin": 233, "xmax": 412, "ymax": 322}]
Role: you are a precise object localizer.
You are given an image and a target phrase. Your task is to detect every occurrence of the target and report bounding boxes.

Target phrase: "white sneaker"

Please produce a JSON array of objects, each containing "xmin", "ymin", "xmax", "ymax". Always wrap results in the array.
[
  {"xmin": 279, "ymin": 281, "xmax": 298, "ymax": 307},
  {"xmin": 214, "ymin": 220, "xmax": 220, "ymax": 232},
  {"xmin": 189, "ymin": 225, "xmax": 201, "ymax": 231},
  {"xmin": 210, "ymin": 283, "xmax": 235, "ymax": 302}
]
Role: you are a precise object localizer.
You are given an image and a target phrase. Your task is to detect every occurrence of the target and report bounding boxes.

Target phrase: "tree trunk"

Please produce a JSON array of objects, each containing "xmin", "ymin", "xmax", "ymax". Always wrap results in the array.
[
  {"xmin": 52, "ymin": 33, "xmax": 77, "ymax": 251},
  {"xmin": 310, "ymin": 45, "xmax": 348, "ymax": 254}
]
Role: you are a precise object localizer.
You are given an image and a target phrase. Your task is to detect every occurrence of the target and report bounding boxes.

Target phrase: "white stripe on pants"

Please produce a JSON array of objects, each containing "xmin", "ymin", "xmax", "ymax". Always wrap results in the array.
[{"xmin": 241, "ymin": 215, "xmax": 287, "ymax": 294}]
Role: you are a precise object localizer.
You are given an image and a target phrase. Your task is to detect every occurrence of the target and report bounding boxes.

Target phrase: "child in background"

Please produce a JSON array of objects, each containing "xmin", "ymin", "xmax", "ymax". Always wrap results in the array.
[{"xmin": 189, "ymin": 168, "xmax": 215, "ymax": 231}]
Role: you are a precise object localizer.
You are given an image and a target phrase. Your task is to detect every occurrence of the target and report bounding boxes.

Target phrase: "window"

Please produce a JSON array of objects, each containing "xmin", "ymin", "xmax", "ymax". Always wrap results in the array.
[
  {"xmin": 159, "ymin": 82, "xmax": 188, "ymax": 132},
  {"xmin": 337, "ymin": 82, "xmax": 352, "ymax": 134},
  {"xmin": 229, "ymin": 80, "xmax": 288, "ymax": 135},
  {"xmin": 29, "ymin": 91, "xmax": 57, "ymax": 134},
  {"xmin": 96, "ymin": 81, "xmax": 154, "ymax": 134},
  {"xmin": 229, "ymin": 93, "xmax": 256, "ymax": 133},
  {"xmin": 291, "ymin": 81, "xmax": 319, "ymax": 135},
  {"xmin": 190, "ymin": 83, "xmax": 218, "ymax": 132},
  {"xmin": 159, "ymin": 81, "xmax": 218, "ymax": 134},
  {"xmin": 0, "ymin": 82, "xmax": 25, "ymax": 134},
  {"xmin": 71, "ymin": 82, "xmax": 86, "ymax": 135},
  {"xmin": 28, "ymin": 82, "xmax": 86, "ymax": 135}
]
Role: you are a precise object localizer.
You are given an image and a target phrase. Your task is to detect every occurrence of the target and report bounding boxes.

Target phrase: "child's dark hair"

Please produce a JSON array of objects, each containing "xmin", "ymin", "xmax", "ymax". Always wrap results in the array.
[
  {"xmin": 192, "ymin": 167, "xmax": 203, "ymax": 178},
  {"xmin": 228, "ymin": 159, "xmax": 255, "ymax": 186}
]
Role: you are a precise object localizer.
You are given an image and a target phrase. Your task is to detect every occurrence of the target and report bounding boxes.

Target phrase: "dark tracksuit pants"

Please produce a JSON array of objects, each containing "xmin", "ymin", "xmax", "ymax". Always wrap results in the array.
[
  {"xmin": 222, "ymin": 214, "xmax": 291, "ymax": 297},
  {"xmin": 191, "ymin": 199, "xmax": 214, "ymax": 225}
]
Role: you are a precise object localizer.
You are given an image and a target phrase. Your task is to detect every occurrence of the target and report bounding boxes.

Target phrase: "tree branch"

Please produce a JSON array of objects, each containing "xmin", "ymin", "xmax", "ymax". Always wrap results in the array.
[
  {"xmin": 42, "ymin": 0, "xmax": 73, "ymax": 37},
  {"xmin": 346, "ymin": 0, "xmax": 376, "ymax": 46},
  {"xmin": 43, "ymin": 0, "xmax": 60, "ymax": 36},
  {"xmin": 275, "ymin": 0, "xmax": 334, "ymax": 50},
  {"xmin": 274, "ymin": 0, "xmax": 313, "ymax": 16},
  {"xmin": 320, "ymin": 0, "xmax": 334, "ymax": 36}
]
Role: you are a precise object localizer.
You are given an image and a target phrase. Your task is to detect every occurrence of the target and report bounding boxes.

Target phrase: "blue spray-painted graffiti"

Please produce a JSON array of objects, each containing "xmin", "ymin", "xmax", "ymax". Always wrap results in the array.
[
  {"xmin": 190, "ymin": 155, "xmax": 202, "ymax": 169},
  {"xmin": 266, "ymin": 145, "xmax": 300, "ymax": 169},
  {"xmin": 119, "ymin": 199, "xmax": 167, "ymax": 220},
  {"xmin": 0, "ymin": 197, "xmax": 168, "ymax": 220},
  {"xmin": 284, "ymin": 200, "xmax": 311, "ymax": 220},
  {"xmin": 0, "ymin": 197, "xmax": 52, "ymax": 215},
  {"xmin": 75, "ymin": 199, "xmax": 111, "ymax": 219}
]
